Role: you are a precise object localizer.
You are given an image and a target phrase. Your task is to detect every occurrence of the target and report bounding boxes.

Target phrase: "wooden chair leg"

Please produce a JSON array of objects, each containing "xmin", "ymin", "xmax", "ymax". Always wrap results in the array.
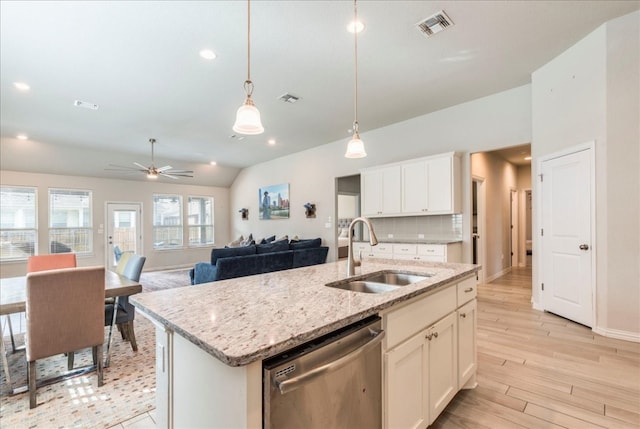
[
  {"xmin": 127, "ymin": 321, "xmax": 138, "ymax": 352},
  {"xmin": 92, "ymin": 346, "xmax": 98, "ymax": 366},
  {"xmin": 28, "ymin": 360, "xmax": 37, "ymax": 409},
  {"xmin": 67, "ymin": 351, "xmax": 74, "ymax": 370},
  {"xmin": 118, "ymin": 323, "xmax": 126, "ymax": 340},
  {"xmin": 95, "ymin": 344, "xmax": 104, "ymax": 387}
]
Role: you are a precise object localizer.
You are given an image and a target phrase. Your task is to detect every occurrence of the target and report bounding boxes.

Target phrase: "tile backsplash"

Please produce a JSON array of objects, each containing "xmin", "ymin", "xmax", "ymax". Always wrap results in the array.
[{"xmin": 365, "ymin": 215, "xmax": 463, "ymax": 241}]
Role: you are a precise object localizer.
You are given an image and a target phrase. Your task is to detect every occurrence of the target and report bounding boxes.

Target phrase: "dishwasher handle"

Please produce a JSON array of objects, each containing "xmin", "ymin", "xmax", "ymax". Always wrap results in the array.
[{"xmin": 275, "ymin": 328, "xmax": 385, "ymax": 395}]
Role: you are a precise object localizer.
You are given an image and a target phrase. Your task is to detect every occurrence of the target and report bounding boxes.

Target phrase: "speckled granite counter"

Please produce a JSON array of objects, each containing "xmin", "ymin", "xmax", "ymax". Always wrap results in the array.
[{"xmin": 131, "ymin": 259, "xmax": 478, "ymax": 367}]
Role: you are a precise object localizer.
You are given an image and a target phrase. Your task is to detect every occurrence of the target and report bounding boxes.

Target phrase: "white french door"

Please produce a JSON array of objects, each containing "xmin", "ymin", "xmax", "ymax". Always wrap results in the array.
[
  {"xmin": 106, "ymin": 202, "xmax": 142, "ymax": 267},
  {"xmin": 540, "ymin": 145, "xmax": 594, "ymax": 327}
]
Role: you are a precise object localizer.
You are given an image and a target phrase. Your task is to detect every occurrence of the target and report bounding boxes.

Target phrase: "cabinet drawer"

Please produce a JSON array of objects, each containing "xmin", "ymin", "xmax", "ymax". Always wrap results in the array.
[
  {"xmin": 457, "ymin": 276, "xmax": 477, "ymax": 306},
  {"xmin": 384, "ymin": 285, "xmax": 457, "ymax": 350},
  {"xmin": 374, "ymin": 243, "xmax": 394, "ymax": 254},
  {"xmin": 392, "ymin": 244, "xmax": 417, "ymax": 255},
  {"xmin": 352, "ymin": 242, "xmax": 371, "ymax": 253},
  {"xmin": 417, "ymin": 244, "xmax": 445, "ymax": 257}
]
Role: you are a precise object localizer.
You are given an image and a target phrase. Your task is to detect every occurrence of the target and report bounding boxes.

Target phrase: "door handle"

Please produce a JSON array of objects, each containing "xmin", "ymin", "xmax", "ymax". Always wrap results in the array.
[{"xmin": 579, "ymin": 244, "xmax": 589, "ymax": 250}]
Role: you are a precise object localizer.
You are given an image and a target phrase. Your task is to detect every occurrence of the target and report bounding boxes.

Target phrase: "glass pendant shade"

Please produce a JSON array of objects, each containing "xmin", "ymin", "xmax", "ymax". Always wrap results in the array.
[
  {"xmin": 233, "ymin": 97, "xmax": 264, "ymax": 135},
  {"xmin": 344, "ymin": 132, "xmax": 367, "ymax": 158}
]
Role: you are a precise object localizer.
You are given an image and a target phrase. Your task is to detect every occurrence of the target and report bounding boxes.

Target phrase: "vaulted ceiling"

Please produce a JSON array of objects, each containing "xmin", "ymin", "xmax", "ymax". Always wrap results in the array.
[{"xmin": 1, "ymin": 1, "xmax": 637, "ymax": 186}]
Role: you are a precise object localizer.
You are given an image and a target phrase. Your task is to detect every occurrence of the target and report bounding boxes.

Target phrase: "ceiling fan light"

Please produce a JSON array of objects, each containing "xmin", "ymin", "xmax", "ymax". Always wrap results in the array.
[
  {"xmin": 147, "ymin": 171, "xmax": 158, "ymax": 179},
  {"xmin": 233, "ymin": 98, "xmax": 264, "ymax": 135},
  {"xmin": 345, "ymin": 134, "xmax": 367, "ymax": 158}
]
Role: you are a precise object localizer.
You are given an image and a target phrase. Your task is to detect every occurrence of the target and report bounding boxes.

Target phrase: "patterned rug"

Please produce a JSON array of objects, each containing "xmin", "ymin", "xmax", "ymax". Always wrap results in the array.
[{"xmin": 0, "ymin": 269, "xmax": 190, "ymax": 428}]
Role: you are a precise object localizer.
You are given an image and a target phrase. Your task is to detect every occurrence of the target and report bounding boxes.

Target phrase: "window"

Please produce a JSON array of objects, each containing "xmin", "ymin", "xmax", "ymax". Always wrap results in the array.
[
  {"xmin": 49, "ymin": 188, "xmax": 92, "ymax": 254},
  {"xmin": 188, "ymin": 196, "xmax": 214, "ymax": 245},
  {"xmin": 153, "ymin": 194, "xmax": 183, "ymax": 249},
  {"xmin": 0, "ymin": 186, "xmax": 37, "ymax": 261}
]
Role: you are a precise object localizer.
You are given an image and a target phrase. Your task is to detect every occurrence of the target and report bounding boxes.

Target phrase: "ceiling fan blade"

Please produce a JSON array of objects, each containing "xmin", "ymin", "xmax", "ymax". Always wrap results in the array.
[
  {"xmin": 157, "ymin": 165, "xmax": 173, "ymax": 172},
  {"xmin": 160, "ymin": 173, "xmax": 181, "ymax": 180},
  {"xmin": 133, "ymin": 162, "xmax": 149, "ymax": 170},
  {"xmin": 105, "ymin": 164, "xmax": 146, "ymax": 172},
  {"xmin": 166, "ymin": 170, "xmax": 194, "ymax": 174}
]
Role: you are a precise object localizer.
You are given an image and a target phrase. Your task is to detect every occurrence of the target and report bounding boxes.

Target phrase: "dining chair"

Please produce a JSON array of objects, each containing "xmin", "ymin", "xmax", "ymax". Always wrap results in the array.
[
  {"xmin": 105, "ymin": 254, "xmax": 146, "ymax": 352},
  {"xmin": 27, "ymin": 253, "xmax": 77, "ymax": 273},
  {"xmin": 25, "ymin": 266, "xmax": 105, "ymax": 408}
]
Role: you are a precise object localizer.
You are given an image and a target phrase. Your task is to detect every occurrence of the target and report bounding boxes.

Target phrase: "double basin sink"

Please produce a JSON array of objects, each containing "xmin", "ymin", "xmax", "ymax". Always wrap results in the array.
[{"xmin": 326, "ymin": 270, "xmax": 432, "ymax": 294}]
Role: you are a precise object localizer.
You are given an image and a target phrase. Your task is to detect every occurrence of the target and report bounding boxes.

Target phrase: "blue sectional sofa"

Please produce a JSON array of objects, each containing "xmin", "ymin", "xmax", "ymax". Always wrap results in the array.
[{"xmin": 189, "ymin": 238, "xmax": 329, "ymax": 285}]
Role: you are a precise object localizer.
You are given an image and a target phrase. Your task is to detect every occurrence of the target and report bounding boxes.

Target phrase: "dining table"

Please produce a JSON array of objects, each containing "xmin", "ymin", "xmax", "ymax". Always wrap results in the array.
[{"xmin": 0, "ymin": 269, "xmax": 142, "ymax": 390}]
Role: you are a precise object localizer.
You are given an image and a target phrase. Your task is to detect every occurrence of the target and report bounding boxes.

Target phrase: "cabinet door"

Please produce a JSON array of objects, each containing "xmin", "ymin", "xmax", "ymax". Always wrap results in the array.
[
  {"xmin": 457, "ymin": 300, "xmax": 477, "ymax": 389},
  {"xmin": 426, "ymin": 156, "xmax": 453, "ymax": 213},
  {"xmin": 427, "ymin": 312, "xmax": 458, "ymax": 424},
  {"xmin": 362, "ymin": 170, "xmax": 384, "ymax": 216},
  {"xmin": 382, "ymin": 166, "xmax": 402, "ymax": 215},
  {"xmin": 402, "ymin": 161, "xmax": 427, "ymax": 214},
  {"xmin": 384, "ymin": 333, "xmax": 428, "ymax": 429}
]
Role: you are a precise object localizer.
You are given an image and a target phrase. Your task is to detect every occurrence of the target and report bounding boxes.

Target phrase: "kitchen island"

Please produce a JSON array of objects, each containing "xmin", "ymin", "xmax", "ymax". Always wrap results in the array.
[{"xmin": 131, "ymin": 258, "xmax": 480, "ymax": 428}]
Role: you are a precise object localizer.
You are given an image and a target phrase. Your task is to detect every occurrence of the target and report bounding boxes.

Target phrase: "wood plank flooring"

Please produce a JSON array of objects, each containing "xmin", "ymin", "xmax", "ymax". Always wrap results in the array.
[{"xmin": 431, "ymin": 267, "xmax": 640, "ymax": 429}]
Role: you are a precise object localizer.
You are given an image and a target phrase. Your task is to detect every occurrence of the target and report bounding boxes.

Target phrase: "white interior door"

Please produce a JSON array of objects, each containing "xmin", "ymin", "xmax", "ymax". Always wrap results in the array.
[
  {"xmin": 540, "ymin": 147, "xmax": 594, "ymax": 326},
  {"xmin": 106, "ymin": 202, "xmax": 142, "ymax": 267},
  {"xmin": 472, "ymin": 177, "xmax": 486, "ymax": 284}
]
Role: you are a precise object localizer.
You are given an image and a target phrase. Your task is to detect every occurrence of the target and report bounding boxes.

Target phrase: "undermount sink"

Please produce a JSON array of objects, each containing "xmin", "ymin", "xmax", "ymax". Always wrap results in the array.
[{"xmin": 326, "ymin": 270, "xmax": 432, "ymax": 294}]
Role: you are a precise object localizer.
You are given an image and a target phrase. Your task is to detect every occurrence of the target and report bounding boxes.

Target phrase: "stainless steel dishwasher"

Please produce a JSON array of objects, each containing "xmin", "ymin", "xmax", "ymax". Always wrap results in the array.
[{"xmin": 263, "ymin": 315, "xmax": 384, "ymax": 429}]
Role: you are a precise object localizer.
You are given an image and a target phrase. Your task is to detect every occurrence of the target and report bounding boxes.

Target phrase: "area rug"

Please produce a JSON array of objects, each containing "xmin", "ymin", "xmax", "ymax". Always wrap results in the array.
[
  {"xmin": 139, "ymin": 268, "xmax": 192, "ymax": 292},
  {"xmin": 0, "ymin": 314, "xmax": 156, "ymax": 428}
]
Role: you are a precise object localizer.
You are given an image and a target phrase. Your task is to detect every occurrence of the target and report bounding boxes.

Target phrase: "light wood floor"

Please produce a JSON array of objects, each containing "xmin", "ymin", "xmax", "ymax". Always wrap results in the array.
[{"xmin": 432, "ymin": 266, "xmax": 640, "ymax": 429}]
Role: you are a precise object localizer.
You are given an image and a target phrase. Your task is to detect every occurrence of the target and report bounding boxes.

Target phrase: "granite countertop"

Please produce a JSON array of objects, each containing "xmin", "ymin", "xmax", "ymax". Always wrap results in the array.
[{"xmin": 131, "ymin": 259, "xmax": 478, "ymax": 367}]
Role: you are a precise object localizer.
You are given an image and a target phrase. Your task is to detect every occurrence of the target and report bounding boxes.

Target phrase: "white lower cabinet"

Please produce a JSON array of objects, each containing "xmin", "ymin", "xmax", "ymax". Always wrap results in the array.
[
  {"xmin": 383, "ymin": 275, "xmax": 477, "ymax": 428},
  {"xmin": 457, "ymin": 299, "xmax": 477, "ymax": 389}
]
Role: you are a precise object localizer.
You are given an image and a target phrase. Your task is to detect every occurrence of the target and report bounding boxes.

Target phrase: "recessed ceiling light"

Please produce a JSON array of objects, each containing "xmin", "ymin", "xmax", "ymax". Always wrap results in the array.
[
  {"xmin": 268, "ymin": 139, "xmax": 276, "ymax": 145},
  {"xmin": 524, "ymin": 156, "xmax": 532, "ymax": 161},
  {"xmin": 199, "ymin": 49, "xmax": 217, "ymax": 60},
  {"xmin": 347, "ymin": 20, "xmax": 365, "ymax": 33},
  {"xmin": 16, "ymin": 134, "xmax": 28, "ymax": 140},
  {"xmin": 210, "ymin": 161, "xmax": 217, "ymax": 166},
  {"xmin": 13, "ymin": 82, "xmax": 30, "ymax": 91}
]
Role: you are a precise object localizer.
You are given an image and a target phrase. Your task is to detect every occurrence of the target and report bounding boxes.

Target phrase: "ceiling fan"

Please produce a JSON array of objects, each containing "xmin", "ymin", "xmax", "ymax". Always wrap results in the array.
[{"xmin": 106, "ymin": 138, "xmax": 194, "ymax": 179}]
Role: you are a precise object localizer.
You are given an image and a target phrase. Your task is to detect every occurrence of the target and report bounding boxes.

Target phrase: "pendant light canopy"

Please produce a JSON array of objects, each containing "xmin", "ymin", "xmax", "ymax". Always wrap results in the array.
[
  {"xmin": 345, "ymin": 0, "xmax": 366, "ymax": 159},
  {"xmin": 233, "ymin": 0, "xmax": 264, "ymax": 135}
]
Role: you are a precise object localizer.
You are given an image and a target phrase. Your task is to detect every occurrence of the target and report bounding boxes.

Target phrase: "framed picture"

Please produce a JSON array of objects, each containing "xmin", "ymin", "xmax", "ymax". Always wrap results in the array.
[{"xmin": 259, "ymin": 183, "xmax": 290, "ymax": 220}]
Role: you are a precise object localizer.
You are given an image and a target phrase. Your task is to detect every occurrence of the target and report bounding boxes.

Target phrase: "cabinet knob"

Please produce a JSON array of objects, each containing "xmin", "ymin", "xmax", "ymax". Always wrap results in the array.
[
  {"xmin": 425, "ymin": 333, "xmax": 432, "ymax": 340},
  {"xmin": 464, "ymin": 288, "xmax": 474, "ymax": 293},
  {"xmin": 433, "ymin": 332, "xmax": 438, "ymax": 338},
  {"xmin": 460, "ymin": 313, "xmax": 467, "ymax": 318}
]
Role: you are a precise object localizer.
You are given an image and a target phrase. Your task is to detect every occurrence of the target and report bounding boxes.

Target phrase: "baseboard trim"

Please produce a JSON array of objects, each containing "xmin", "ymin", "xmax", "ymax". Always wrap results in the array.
[
  {"xmin": 593, "ymin": 326, "xmax": 640, "ymax": 343},
  {"xmin": 485, "ymin": 267, "xmax": 512, "ymax": 284}
]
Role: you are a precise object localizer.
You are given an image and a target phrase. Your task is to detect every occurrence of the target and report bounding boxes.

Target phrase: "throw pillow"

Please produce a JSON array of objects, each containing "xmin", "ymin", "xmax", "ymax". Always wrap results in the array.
[
  {"xmin": 264, "ymin": 235, "xmax": 276, "ymax": 243},
  {"xmin": 289, "ymin": 237, "xmax": 322, "ymax": 250},
  {"xmin": 240, "ymin": 233, "xmax": 254, "ymax": 246},
  {"xmin": 275, "ymin": 235, "xmax": 288, "ymax": 242},
  {"xmin": 339, "ymin": 228, "xmax": 349, "ymax": 238},
  {"xmin": 226, "ymin": 235, "xmax": 244, "ymax": 248},
  {"xmin": 256, "ymin": 239, "xmax": 289, "ymax": 254}
]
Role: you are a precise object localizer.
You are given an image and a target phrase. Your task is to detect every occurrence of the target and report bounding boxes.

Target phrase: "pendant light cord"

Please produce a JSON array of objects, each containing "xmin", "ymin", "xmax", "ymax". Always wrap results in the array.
[
  {"xmin": 244, "ymin": 0, "xmax": 254, "ymax": 97},
  {"xmin": 353, "ymin": 0, "xmax": 359, "ymax": 133}
]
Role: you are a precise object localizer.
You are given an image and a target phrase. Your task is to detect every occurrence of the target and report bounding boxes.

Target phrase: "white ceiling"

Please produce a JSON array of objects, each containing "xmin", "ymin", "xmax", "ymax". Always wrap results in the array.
[{"xmin": 1, "ymin": 1, "xmax": 638, "ymax": 186}]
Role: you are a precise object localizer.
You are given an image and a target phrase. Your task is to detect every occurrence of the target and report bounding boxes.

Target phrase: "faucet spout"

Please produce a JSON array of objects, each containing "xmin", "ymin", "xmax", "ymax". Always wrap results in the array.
[{"xmin": 346, "ymin": 216, "xmax": 378, "ymax": 276}]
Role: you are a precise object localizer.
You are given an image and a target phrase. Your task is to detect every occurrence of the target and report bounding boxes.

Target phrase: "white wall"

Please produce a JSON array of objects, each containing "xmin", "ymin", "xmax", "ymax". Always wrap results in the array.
[
  {"xmin": 230, "ymin": 84, "xmax": 532, "ymax": 263},
  {"xmin": 0, "ymin": 170, "xmax": 230, "ymax": 277},
  {"xmin": 531, "ymin": 11, "xmax": 639, "ymax": 338}
]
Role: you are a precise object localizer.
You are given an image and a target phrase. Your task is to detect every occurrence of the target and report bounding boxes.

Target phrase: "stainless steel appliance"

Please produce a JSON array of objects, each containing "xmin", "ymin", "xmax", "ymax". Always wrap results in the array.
[{"xmin": 263, "ymin": 316, "xmax": 384, "ymax": 429}]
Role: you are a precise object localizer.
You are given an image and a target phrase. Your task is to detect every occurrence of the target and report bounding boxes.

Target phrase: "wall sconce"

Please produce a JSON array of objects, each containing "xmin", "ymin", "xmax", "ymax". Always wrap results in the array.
[
  {"xmin": 304, "ymin": 203, "xmax": 316, "ymax": 218},
  {"xmin": 239, "ymin": 208, "xmax": 249, "ymax": 220}
]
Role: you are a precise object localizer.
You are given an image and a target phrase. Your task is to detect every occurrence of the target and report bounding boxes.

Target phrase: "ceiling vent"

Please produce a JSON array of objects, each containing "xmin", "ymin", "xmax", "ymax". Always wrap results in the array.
[
  {"xmin": 278, "ymin": 93, "xmax": 300, "ymax": 104},
  {"xmin": 416, "ymin": 10, "xmax": 454, "ymax": 38},
  {"xmin": 74, "ymin": 100, "xmax": 99, "ymax": 110}
]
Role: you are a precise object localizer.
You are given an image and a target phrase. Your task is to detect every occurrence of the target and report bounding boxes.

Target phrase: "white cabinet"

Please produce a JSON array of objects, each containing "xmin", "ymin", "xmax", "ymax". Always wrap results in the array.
[
  {"xmin": 384, "ymin": 310, "xmax": 458, "ymax": 427},
  {"xmin": 382, "ymin": 274, "xmax": 477, "ymax": 429},
  {"xmin": 354, "ymin": 241, "xmax": 462, "ymax": 262},
  {"xmin": 362, "ymin": 152, "xmax": 461, "ymax": 217},
  {"xmin": 361, "ymin": 166, "xmax": 402, "ymax": 216},
  {"xmin": 402, "ymin": 155, "xmax": 460, "ymax": 214},
  {"xmin": 457, "ymin": 300, "xmax": 477, "ymax": 389}
]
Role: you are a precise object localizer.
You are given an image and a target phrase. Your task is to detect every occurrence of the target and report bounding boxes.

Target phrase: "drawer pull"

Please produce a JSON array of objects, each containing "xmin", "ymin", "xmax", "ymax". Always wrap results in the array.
[
  {"xmin": 464, "ymin": 288, "xmax": 474, "ymax": 293},
  {"xmin": 460, "ymin": 313, "xmax": 467, "ymax": 318},
  {"xmin": 433, "ymin": 332, "xmax": 438, "ymax": 338},
  {"xmin": 426, "ymin": 333, "xmax": 433, "ymax": 341}
]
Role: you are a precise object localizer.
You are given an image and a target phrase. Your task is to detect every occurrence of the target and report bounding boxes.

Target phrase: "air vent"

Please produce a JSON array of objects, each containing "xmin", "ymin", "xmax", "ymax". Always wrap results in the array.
[
  {"xmin": 74, "ymin": 100, "xmax": 99, "ymax": 110},
  {"xmin": 275, "ymin": 364, "xmax": 296, "ymax": 378},
  {"xmin": 416, "ymin": 10, "xmax": 454, "ymax": 38},
  {"xmin": 278, "ymin": 93, "xmax": 300, "ymax": 104}
]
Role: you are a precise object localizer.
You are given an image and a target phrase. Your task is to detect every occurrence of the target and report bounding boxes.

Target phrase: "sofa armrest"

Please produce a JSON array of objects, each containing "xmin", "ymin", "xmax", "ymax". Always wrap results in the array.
[{"xmin": 192, "ymin": 262, "xmax": 218, "ymax": 285}]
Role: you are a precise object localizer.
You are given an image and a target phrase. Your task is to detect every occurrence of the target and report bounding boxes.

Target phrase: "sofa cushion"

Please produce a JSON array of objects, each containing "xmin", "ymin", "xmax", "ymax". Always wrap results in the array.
[
  {"xmin": 256, "ymin": 239, "xmax": 289, "ymax": 254},
  {"xmin": 210, "ymin": 245, "xmax": 256, "ymax": 265},
  {"xmin": 192, "ymin": 262, "xmax": 218, "ymax": 284},
  {"xmin": 289, "ymin": 237, "xmax": 321, "ymax": 250},
  {"xmin": 292, "ymin": 247, "xmax": 329, "ymax": 268}
]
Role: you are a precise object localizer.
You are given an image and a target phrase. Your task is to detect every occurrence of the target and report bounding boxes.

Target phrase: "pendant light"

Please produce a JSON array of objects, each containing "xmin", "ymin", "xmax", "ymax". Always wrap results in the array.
[
  {"xmin": 345, "ymin": 0, "xmax": 366, "ymax": 159},
  {"xmin": 233, "ymin": 0, "xmax": 264, "ymax": 135}
]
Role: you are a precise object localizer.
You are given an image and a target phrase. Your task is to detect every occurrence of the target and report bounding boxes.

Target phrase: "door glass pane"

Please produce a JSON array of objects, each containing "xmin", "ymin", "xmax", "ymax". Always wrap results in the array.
[{"xmin": 112, "ymin": 209, "xmax": 137, "ymax": 265}]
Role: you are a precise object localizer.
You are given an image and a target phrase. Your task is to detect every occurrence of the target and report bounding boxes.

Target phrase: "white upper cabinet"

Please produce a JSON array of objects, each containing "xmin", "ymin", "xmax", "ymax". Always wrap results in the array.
[
  {"xmin": 362, "ymin": 152, "xmax": 461, "ymax": 217},
  {"xmin": 361, "ymin": 165, "xmax": 402, "ymax": 216}
]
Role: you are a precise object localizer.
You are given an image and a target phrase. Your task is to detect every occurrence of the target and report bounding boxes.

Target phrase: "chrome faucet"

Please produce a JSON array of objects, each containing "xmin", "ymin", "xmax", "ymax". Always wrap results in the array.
[{"xmin": 347, "ymin": 216, "xmax": 379, "ymax": 276}]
